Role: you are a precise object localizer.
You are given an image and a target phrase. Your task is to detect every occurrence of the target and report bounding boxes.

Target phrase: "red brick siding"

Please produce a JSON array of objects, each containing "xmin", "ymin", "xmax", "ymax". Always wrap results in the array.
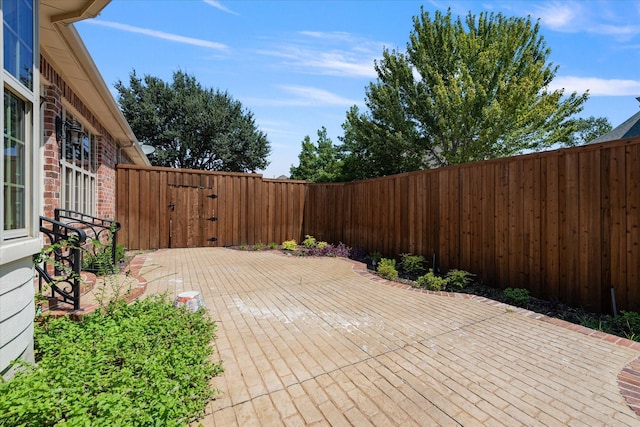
[{"xmin": 40, "ymin": 55, "xmax": 131, "ymax": 220}]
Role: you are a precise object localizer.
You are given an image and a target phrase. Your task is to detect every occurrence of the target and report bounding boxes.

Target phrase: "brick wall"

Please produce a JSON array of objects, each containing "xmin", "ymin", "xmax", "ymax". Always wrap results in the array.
[{"xmin": 40, "ymin": 55, "xmax": 129, "ymax": 220}]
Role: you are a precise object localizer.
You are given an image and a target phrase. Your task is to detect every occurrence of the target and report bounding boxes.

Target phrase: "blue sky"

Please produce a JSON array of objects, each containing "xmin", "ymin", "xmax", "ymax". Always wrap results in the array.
[{"xmin": 76, "ymin": 0, "xmax": 640, "ymax": 178}]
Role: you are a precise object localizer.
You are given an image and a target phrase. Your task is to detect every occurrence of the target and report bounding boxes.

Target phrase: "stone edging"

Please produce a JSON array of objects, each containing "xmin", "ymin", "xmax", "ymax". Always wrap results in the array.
[{"xmin": 341, "ymin": 257, "xmax": 640, "ymax": 417}]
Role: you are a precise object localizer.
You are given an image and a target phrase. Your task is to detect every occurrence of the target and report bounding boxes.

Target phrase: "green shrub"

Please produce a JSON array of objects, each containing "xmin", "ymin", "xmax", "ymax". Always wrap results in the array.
[
  {"xmin": 370, "ymin": 251, "xmax": 383, "ymax": 265},
  {"xmin": 400, "ymin": 253, "xmax": 425, "ymax": 275},
  {"xmin": 445, "ymin": 269, "xmax": 474, "ymax": 290},
  {"xmin": 268, "ymin": 242, "xmax": 278, "ymax": 249},
  {"xmin": 503, "ymin": 287, "xmax": 531, "ymax": 306},
  {"xmin": 316, "ymin": 241, "xmax": 328, "ymax": 250},
  {"xmin": 377, "ymin": 258, "xmax": 398, "ymax": 280},
  {"xmin": 416, "ymin": 269, "xmax": 447, "ymax": 292},
  {"xmin": 253, "ymin": 242, "xmax": 264, "ymax": 251},
  {"xmin": 0, "ymin": 295, "xmax": 222, "ymax": 426},
  {"xmin": 302, "ymin": 235, "xmax": 317, "ymax": 248},
  {"xmin": 281, "ymin": 239, "xmax": 297, "ymax": 251}
]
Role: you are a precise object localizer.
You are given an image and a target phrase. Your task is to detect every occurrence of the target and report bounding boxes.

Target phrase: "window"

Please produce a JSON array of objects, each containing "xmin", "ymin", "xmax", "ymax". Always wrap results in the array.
[
  {"xmin": 60, "ymin": 112, "xmax": 97, "ymax": 215},
  {"xmin": 2, "ymin": 0, "xmax": 35, "ymax": 240},
  {"xmin": 3, "ymin": 0, "xmax": 33, "ymax": 90},
  {"xmin": 3, "ymin": 90, "xmax": 26, "ymax": 232}
]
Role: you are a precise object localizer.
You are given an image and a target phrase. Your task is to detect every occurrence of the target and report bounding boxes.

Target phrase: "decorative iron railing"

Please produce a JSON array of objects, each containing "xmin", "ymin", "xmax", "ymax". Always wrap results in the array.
[
  {"xmin": 36, "ymin": 216, "xmax": 87, "ymax": 310},
  {"xmin": 54, "ymin": 208, "xmax": 121, "ymax": 273}
]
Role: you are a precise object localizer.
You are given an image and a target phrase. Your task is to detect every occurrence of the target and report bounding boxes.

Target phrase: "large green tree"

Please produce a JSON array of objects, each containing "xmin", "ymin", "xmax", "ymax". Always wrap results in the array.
[
  {"xmin": 116, "ymin": 70, "xmax": 270, "ymax": 172},
  {"xmin": 290, "ymin": 127, "xmax": 342, "ymax": 182},
  {"xmin": 340, "ymin": 8, "xmax": 588, "ymax": 180},
  {"xmin": 561, "ymin": 116, "xmax": 612, "ymax": 147}
]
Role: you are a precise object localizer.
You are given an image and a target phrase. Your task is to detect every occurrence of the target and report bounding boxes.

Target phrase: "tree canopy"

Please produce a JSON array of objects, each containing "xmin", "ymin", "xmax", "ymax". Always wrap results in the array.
[
  {"xmin": 340, "ymin": 8, "xmax": 589, "ymax": 180},
  {"xmin": 560, "ymin": 116, "xmax": 612, "ymax": 147},
  {"xmin": 115, "ymin": 70, "xmax": 270, "ymax": 172},
  {"xmin": 289, "ymin": 127, "xmax": 342, "ymax": 182}
]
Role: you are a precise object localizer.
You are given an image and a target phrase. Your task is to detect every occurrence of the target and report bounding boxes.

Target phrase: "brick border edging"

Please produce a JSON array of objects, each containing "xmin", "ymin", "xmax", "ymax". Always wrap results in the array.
[
  {"xmin": 341, "ymin": 258, "xmax": 640, "ymax": 417},
  {"xmin": 44, "ymin": 255, "xmax": 149, "ymax": 319}
]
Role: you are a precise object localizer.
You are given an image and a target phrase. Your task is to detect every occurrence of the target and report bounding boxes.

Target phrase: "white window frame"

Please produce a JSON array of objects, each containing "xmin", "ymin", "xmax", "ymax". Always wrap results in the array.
[
  {"xmin": 0, "ymin": 0, "xmax": 39, "ymax": 250},
  {"xmin": 59, "ymin": 109, "xmax": 97, "ymax": 216}
]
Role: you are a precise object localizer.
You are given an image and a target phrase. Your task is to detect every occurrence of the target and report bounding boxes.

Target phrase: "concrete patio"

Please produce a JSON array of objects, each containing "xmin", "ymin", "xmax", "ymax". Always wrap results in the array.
[{"xmin": 133, "ymin": 247, "xmax": 640, "ymax": 426}]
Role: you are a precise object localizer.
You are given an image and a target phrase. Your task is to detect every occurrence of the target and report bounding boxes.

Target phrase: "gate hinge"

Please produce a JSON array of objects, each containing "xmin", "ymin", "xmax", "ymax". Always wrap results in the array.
[
  {"xmin": 207, "ymin": 194, "xmax": 218, "ymax": 199},
  {"xmin": 208, "ymin": 237, "xmax": 218, "ymax": 242},
  {"xmin": 207, "ymin": 216, "xmax": 218, "ymax": 222}
]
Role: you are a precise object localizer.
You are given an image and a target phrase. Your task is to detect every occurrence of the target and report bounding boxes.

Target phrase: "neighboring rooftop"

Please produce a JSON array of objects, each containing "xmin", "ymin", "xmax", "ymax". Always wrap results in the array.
[{"xmin": 590, "ymin": 97, "xmax": 640, "ymax": 144}]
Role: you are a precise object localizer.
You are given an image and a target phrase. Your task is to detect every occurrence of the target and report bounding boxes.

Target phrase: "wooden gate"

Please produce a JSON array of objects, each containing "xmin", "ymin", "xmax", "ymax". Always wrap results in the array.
[{"xmin": 168, "ymin": 183, "xmax": 218, "ymax": 248}]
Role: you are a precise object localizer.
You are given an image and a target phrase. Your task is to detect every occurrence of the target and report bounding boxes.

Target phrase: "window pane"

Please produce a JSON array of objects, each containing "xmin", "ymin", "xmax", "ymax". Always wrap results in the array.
[
  {"xmin": 3, "ymin": 91, "xmax": 26, "ymax": 230},
  {"xmin": 3, "ymin": 0, "xmax": 34, "ymax": 90}
]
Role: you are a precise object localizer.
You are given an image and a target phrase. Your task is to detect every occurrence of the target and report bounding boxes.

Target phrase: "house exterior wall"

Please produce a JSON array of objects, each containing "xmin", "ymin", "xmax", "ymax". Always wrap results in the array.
[
  {"xmin": 40, "ymin": 54, "xmax": 133, "ymax": 220},
  {"xmin": 0, "ymin": 258, "xmax": 36, "ymax": 379},
  {"xmin": 0, "ymin": 0, "xmax": 40, "ymax": 380}
]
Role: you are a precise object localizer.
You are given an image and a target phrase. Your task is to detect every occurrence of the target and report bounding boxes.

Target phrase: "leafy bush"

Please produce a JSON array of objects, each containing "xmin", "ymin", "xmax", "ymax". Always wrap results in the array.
[
  {"xmin": 503, "ymin": 287, "xmax": 531, "ymax": 306},
  {"xmin": 399, "ymin": 253, "xmax": 425, "ymax": 276},
  {"xmin": 377, "ymin": 258, "xmax": 398, "ymax": 280},
  {"xmin": 268, "ymin": 242, "xmax": 278, "ymax": 249},
  {"xmin": 416, "ymin": 269, "xmax": 447, "ymax": 291},
  {"xmin": 302, "ymin": 235, "xmax": 317, "ymax": 248},
  {"xmin": 308, "ymin": 242, "xmax": 351, "ymax": 258},
  {"xmin": 281, "ymin": 239, "xmax": 297, "ymax": 251},
  {"xmin": 445, "ymin": 269, "xmax": 474, "ymax": 290},
  {"xmin": 253, "ymin": 242, "xmax": 264, "ymax": 251},
  {"xmin": 0, "ymin": 295, "xmax": 222, "ymax": 426}
]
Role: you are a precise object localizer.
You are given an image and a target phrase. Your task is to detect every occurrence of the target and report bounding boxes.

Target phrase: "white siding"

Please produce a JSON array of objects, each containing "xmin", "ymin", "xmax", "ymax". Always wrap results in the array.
[{"xmin": 0, "ymin": 257, "xmax": 35, "ymax": 378}]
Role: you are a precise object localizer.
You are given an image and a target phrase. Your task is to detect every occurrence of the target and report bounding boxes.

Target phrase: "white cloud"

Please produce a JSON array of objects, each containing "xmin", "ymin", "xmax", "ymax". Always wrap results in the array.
[
  {"xmin": 535, "ymin": 2, "xmax": 578, "ymax": 31},
  {"xmin": 202, "ymin": 0, "xmax": 238, "ymax": 16},
  {"xmin": 86, "ymin": 20, "xmax": 229, "ymax": 51},
  {"xmin": 245, "ymin": 85, "xmax": 361, "ymax": 108},
  {"xmin": 549, "ymin": 76, "xmax": 640, "ymax": 96},
  {"xmin": 256, "ymin": 31, "xmax": 382, "ymax": 78}
]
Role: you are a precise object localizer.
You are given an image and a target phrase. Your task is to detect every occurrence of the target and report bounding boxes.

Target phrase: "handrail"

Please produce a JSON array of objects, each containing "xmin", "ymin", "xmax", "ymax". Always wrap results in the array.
[
  {"xmin": 54, "ymin": 208, "xmax": 121, "ymax": 272},
  {"xmin": 36, "ymin": 216, "xmax": 87, "ymax": 310}
]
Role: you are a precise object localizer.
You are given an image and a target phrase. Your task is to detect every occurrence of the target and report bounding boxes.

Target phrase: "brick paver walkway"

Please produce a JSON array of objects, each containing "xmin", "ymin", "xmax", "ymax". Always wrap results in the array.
[{"xmin": 135, "ymin": 248, "xmax": 640, "ymax": 426}]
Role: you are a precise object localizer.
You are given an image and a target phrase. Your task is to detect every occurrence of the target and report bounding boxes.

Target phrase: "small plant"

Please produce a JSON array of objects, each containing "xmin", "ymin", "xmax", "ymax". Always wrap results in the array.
[
  {"xmin": 0, "ymin": 294, "xmax": 223, "ymax": 425},
  {"xmin": 316, "ymin": 241, "xmax": 328, "ymax": 250},
  {"xmin": 253, "ymin": 242, "xmax": 264, "ymax": 251},
  {"xmin": 503, "ymin": 287, "xmax": 531, "ymax": 306},
  {"xmin": 399, "ymin": 253, "xmax": 426, "ymax": 276},
  {"xmin": 377, "ymin": 258, "xmax": 398, "ymax": 280},
  {"xmin": 416, "ymin": 269, "xmax": 448, "ymax": 292},
  {"xmin": 370, "ymin": 251, "xmax": 383, "ymax": 267},
  {"xmin": 268, "ymin": 242, "xmax": 278, "ymax": 249},
  {"xmin": 445, "ymin": 269, "xmax": 474, "ymax": 290},
  {"xmin": 239, "ymin": 244, "xmax": 248, "ymax": 250},
  {"xmin": 302, "ymin": 235, "xmax": 317, "ymax": 248},
  {"xmin": 281, "ymin": 239, "xmax": 297, "ymax": 251}
]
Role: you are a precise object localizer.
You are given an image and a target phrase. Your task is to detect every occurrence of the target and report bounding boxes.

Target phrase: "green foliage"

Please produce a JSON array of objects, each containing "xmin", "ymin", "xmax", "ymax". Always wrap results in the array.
[
  {"xmin": 268, "ymin": 242, "xmax": 278, "ymax": 250},
  {"xmin": 302, "ymin": 235, "xmax": 317, "ymax": 248},
  {"xmin": 115, "ymin": 243, "xmax": 125, "ymax": 263},
  {"xmin": 445, "ymin": 269, "xmax": 474, "ymax": 290},
  {"xmin": 560, "ymin": 116, "xmax": 613, "ymax": 147},
  {"xmin": 370, "ymin": 251, "xmax": 383, "ymax": 265},
  {"xmin": 253, "ymin": 242, "xmax": 264, "ymax": 251},
  {"xmin": 503, "ymin": 287, "xmax": 531, "ymax": 306},
  {"xmin": 316, "ymin": 241, "xmax": 328, "ymax": 250},
  {"xmin": 377, "ymin": 258, "xmax": 398, "ymax": 280},
  {"xmin": 399, "ymin": 253, "xmax": 426, "ymax": 275},
  {"xmin": 339, "ymin": 8, "xmax": 588, "ymax": 180},
  {"xmin": 116, "ymin": 70, "xmax": 270, "ymax": 172},
  {"xmin": 0, "ymin": 295, "xmax": 222, "ymax": 426},
  {"xmin": 416, "ymin": 269, "xmax": 448, "ymax": 292},
  {"xmin": 290, "ymin": 127, "xmax": 343, "ymax": 182},
  {"xmin": 281, "ymin": 239, "xmax": 297, "ymax": 251}
]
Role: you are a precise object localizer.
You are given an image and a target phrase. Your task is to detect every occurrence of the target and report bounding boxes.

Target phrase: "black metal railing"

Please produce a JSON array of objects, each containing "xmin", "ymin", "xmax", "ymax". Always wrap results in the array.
[
  {"xmin": 54, "ymin": 208, "xmax": 121, "ymax": 274},
  {"xmin": 36, "ymin": 216, "xmax": 87, "ymax": 310}
]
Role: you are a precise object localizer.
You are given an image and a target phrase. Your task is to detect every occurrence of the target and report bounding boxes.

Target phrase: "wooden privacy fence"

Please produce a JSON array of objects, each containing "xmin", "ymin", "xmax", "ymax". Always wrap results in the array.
[
  {"xmin": 303, "ymin": 138, "xmax": 640, "ymax": 314},
  {"xmin": 116, "ymin": 165, "xmax": 306, "ymax": 250},
  {"xmin": 116, "ymin": 137, "xmax": 639, "ymax": 313}
]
